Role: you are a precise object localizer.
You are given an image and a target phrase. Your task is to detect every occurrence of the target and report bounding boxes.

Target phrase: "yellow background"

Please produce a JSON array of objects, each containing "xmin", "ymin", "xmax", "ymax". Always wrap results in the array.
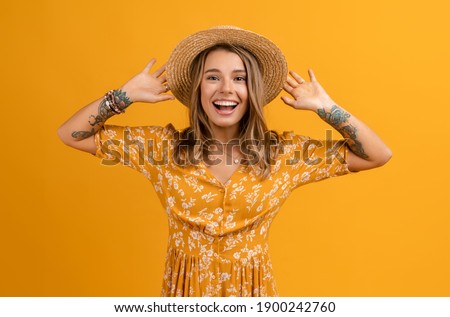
[{"xmin": 2, "ymin": 0, "xmax": 449, "ymax": 296}]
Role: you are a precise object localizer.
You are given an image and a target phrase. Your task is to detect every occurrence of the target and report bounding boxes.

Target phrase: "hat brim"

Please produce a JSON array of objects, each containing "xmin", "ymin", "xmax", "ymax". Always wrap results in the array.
[{"xmin": 166, "ymin": 26, "xmax": 288, "ymax": 107}]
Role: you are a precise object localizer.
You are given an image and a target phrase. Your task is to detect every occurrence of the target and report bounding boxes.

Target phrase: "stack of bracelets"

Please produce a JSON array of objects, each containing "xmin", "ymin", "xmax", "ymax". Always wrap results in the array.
[{"xmin": 104, "ymin": 89, "xmax": 133, "ymax": 114}]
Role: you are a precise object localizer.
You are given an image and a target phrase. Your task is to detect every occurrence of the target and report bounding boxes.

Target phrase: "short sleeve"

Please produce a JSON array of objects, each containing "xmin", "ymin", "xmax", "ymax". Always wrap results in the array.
[
  {"xmin": 93, "ymin": 123, "xmax": 176, "ymax": 178},
  {"xmin": 279, "ymin": 131, "xmax": 353, "ymax": 190}
]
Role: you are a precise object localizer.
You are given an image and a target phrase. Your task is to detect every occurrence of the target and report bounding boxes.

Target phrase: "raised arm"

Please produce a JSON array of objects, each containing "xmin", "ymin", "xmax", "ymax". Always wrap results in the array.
[
  {"xmin": 282, "ymin": 69, "xmax": 392, "ymax": 172},
  {"xmin": 57, "ymin": 59, "xmax": 174, "ymax": 155}
]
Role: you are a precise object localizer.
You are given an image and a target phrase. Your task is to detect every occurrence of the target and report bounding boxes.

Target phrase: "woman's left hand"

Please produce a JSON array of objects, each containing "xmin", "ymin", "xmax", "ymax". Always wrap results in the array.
[{"xmin": 281, "ymin": 69, "xmax": 334, "ymax": 111}]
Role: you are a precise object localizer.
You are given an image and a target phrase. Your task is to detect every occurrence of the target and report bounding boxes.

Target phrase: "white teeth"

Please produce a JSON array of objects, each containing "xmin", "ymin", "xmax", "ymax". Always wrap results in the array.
[{"xmin": 214, "ymin": 101, "xmax": 238, "ymax": 106}]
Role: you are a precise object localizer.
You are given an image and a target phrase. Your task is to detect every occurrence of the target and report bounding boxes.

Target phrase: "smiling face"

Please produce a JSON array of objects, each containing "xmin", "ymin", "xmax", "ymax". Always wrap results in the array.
[{"xmin": 200, "ymin": 49, "xmax": 249, "ymax": 140}]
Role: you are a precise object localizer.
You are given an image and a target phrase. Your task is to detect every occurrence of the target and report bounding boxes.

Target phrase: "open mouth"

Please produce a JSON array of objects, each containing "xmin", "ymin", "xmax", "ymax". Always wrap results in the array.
[{"xmin": 213, "ymin": 100, "xmax": 238, "ymax": 111}]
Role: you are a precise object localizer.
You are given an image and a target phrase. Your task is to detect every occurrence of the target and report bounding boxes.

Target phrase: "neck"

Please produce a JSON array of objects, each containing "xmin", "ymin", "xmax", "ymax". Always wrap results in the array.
[{"xmin": 211, "ymin": 125, "xmax": 240, "ymax": 143}]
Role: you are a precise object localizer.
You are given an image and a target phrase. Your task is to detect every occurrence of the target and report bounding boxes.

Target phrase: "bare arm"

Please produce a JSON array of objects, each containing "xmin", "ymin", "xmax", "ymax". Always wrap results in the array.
[
  {"xmin": 57, "ymin": 93, "xmax": 128, "ymax": 154},
  {"xmin": 315, "ymin": 102, "xmax": 392, "ymax": 171},
  {"xmin": 57, "ymin": 59, "xmax": 174, "ymax": 155},
  {"xmin": 282, "ymin": 69, "xmax": 392, "ymax": 172}
]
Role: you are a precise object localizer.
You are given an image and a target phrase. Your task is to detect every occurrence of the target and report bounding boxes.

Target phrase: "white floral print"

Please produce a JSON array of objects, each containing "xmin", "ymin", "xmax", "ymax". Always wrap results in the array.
[{"xmin": 94, "ymin": 124, "xmax": 351, "ymax": 297}]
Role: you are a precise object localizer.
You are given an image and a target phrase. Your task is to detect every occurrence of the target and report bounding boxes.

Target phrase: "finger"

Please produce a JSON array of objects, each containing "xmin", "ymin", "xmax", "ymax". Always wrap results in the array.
[
  {"xmin": 154, "ymin": 94, "xmax": 175, "ymax": 102},
  {"xmin": 283, "ymin": 83, "xmax": 294, "ymax": 94},
  {"xmin": 281, "ymin": 96, "xmax": 296, "ymax": 108},
  {"xmin": 153, "ymin": 64, "xmax": 166, "ymax": 78},
  {"xmin": 161, "ymin": 83, "xmax": 170, "ymax": 93},
  {"xmin": 308, "ymin": 68, "xmax": 317, "ymax": 82},
  {"xmin": 159, "ymin": 74, "xmax": 167, "ymax": 84},
  {"xmin": 143, "ymin": 58, "xmax": 156, "ymax": 73},
  {"xmin": 290, "ymin": 70, "xmax": 306, "ymax": 84},
  {"xmin": 286, "ymin": 76, "xmax": 299, "ymax": 88}
]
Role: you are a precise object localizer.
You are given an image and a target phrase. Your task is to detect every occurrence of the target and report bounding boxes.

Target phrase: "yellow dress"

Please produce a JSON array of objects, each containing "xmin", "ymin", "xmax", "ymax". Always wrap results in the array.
[{"xmin": 94, "ymin": 124, "xmax": 351, "ymax": 296}]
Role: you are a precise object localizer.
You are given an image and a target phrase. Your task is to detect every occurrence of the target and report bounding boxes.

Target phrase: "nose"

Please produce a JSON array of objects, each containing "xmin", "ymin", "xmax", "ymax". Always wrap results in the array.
[{"xmin": 219, "ymin": 78, "xmax": 233, "ymax": 94}]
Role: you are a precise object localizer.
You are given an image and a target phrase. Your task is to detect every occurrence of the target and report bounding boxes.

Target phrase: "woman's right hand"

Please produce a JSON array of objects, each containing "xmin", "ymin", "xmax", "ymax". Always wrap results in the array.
[{"xmin": 119, "ymin": 58, "xmax": 175, "ymax": 104}]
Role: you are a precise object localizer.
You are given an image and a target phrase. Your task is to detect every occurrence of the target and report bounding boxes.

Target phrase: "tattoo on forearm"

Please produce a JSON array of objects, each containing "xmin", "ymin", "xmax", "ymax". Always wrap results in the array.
[
  {"xmin": 71, "ymin": 129, "xmax": 96, "ymax": 139},
  {"xmin": 71, "ymin": 98, "xmax": 116, "ymax": 140},
  {"xmin": 338, "ymin": 124, "xmax": 369, "ymax": 159},
  {"xmin": 317, "ymin": 105, "xmax": 351, "ymax": 126},
  {"xmin": 318, "ymin": 105, "xmax": 369, "ymax": 159}
]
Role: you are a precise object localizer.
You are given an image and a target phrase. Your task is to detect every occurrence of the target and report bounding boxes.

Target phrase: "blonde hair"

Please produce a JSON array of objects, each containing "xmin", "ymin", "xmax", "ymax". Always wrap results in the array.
[{"xmin": 173, "ymin": 44, "xmax": 283, "ymax": 180}]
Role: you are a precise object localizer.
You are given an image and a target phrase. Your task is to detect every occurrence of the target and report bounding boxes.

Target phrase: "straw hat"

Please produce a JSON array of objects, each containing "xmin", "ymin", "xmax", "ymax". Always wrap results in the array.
[{"xmin": 166, "ymin": 26, "xmax": 288, "ymax": 107}]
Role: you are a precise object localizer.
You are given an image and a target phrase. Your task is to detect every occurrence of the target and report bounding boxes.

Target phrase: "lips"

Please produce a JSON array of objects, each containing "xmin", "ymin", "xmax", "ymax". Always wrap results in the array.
[{"xmin": 212, "ymin": 100, "xmax": 238, "ymax": 115}]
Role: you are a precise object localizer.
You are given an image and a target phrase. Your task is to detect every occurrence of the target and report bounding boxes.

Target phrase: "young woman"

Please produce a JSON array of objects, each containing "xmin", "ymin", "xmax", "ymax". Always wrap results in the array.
[{"xmin": 57, "ymin": 26, "xmax": 392, "ymax": 297}]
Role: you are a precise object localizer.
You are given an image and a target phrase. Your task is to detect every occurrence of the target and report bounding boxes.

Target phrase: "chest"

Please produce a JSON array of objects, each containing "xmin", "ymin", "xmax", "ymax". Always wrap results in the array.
[
  {"xmin": 204, "ymin": 160, "xmax": 241, "ymax": 185},
  {"xmin": 152, "ymin": 161, "xmax": 295, "ymax": 225}
]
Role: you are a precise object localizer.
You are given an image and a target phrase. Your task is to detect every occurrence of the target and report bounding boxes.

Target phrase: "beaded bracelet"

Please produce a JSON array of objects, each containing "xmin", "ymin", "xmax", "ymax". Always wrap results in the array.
[
  {"xmin": 104, "ymin": 89, "xmax": 133, "ymax": 114},
  {"xmin": 105, "ymin": 91, "xmax": 122, "ymax": 114}
]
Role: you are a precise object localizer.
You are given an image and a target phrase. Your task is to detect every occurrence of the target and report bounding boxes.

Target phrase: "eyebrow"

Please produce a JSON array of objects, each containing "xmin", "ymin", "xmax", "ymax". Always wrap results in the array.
[{"xmin": 204, "ymin": 68, "xmax": 247, "ymax": 74}]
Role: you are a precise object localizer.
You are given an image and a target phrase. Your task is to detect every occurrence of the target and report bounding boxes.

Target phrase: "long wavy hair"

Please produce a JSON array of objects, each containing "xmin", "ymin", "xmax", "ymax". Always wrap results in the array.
[{"xmin": 173, "ymin": 44, "xmax": 284, "ymax": 180}]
